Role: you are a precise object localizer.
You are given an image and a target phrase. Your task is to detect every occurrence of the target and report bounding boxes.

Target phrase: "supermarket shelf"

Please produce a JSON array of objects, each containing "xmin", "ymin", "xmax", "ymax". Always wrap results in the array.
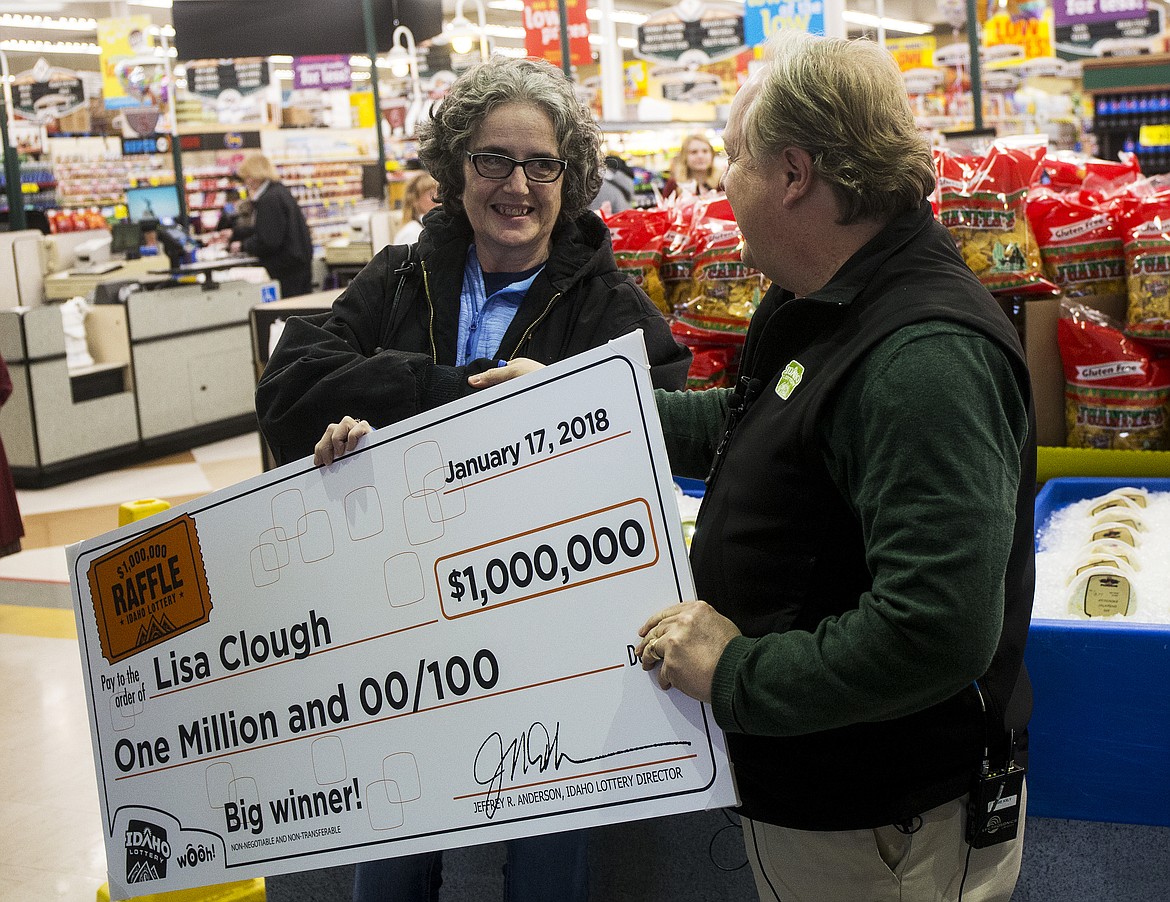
[{"xmin": 1037, "ymin": 446, "xmax": 1170, "ymax": 483}]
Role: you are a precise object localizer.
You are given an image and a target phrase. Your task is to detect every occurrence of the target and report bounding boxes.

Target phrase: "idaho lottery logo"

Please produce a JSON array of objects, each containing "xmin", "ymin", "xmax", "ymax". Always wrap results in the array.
[
  {"xmin": 87, "ymin": 514, "xmax": 213, "ymax": 664},
  {"xmin": 124, "ymin": 819, "xmax": 169, "ymax": 884}
]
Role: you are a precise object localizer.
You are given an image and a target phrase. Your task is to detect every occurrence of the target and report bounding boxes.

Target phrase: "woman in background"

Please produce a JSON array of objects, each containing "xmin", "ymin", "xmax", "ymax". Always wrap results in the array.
[
  {"xmin": 662, "ymin": 133, "xmax": 722, "ymax": 199},
  {"xmin": 393, "ymin": 170, "xmax": 440, "ymax": 245},
  {"xmin": 0, "ymin": 353, "xmax": 24, "ymax": 557},
  {"xmin": 230, "ymin": 152, "xmax": 314, "ymax": 297}
]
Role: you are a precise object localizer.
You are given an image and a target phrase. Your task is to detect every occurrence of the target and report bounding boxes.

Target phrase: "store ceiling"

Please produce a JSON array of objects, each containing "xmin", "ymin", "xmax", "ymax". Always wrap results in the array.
[{"xmin": 0, "ymin": 0, "xmax": 953, "ymax": 77}]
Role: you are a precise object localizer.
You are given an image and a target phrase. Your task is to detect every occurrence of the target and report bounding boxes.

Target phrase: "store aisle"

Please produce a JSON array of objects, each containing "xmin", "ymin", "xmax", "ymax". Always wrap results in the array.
[{"xmin": 0, "ymin": 434, "xmax": 264, "ymax": 902}]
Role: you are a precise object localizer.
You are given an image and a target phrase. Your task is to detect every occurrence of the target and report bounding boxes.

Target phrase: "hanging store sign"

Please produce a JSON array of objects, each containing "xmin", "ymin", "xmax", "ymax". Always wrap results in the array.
[
  {"xmin": 175, "ymin": 132, "xmax": 263, "ymax": 152},
  {"xmin": 637, "ymin": 0, "xmax": 746, "ymax": 65},
  {"xmin": 742, "ymin": 0, "xmax": 825, "ymax": 46},
  {"xmin": 886, "ymin": 36, "xmax": 938, "ymax": 72},
  {"xmin": 1054, "ymin": 8, "xmax": 1163, "ymax": 57},
  {"xmin": 292, "ymin": 56, "xmax": 352, "ymax": 91},
  {"xmin": 11, "ymin": 58, "xmax": 87, "ymax": 123},
  {"xmin": 97, "ymin": 15, "xmax": 159, "ymax": 110},
  {"xmin": 523, "ymin": 0, "xmax": 592, "ymax": 68},
  {"xmin": 982, "ymin": 10, "xmax": 1055, "ymax": 62},
  {"xmin": 185, "ymin": 59, "xmax": 271, "ymax": 126},
  {"xmin": 186, "ymin": 58, "xmax": 271, "ymax": 99},
  {"xmin": 122, "ymin": 135, "xmax": 172, "ymax": 156},
  {"xmin": 1053, "ymin": 0, "xmax": 1146, "ymax": 27}
]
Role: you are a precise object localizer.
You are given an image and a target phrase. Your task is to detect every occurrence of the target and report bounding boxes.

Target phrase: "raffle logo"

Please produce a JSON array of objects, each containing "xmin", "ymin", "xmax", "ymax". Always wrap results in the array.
[
  {"xmin": 87, "ymin": 514, "xmax": 213, "ymax": 664},
  {"xmin": 124, "ymin": 819, "xmax": 170, "ymax": 884}
]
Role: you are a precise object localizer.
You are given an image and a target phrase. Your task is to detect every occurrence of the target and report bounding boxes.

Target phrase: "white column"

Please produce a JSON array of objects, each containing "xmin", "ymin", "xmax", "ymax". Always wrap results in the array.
[
  {"xmin": 598, "ymin": 0, "xmax": 625, "ymax": 122},
  {"xmin": 823, "ymin": 0, "xmax": 846, "ymax": 39}
]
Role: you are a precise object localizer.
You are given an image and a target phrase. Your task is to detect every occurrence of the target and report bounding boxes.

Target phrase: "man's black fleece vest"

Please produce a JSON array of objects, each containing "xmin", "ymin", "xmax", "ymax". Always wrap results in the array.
[{"xmin": 690, "ymin": 203, "xmax": 1037, "ymax": 830}]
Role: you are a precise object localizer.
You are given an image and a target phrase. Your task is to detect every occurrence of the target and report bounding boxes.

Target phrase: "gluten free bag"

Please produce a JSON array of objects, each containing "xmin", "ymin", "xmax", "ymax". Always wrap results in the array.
[{"xmin": 1057, "ymin": 299, "xmax": 1170, "ymax": 450}]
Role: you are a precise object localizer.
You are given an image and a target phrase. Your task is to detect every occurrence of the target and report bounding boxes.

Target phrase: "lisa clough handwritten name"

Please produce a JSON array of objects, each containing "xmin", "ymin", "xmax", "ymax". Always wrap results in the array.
[{"xmin": 444, "ymin": 407, "xmax": 615, "ymax": 483}]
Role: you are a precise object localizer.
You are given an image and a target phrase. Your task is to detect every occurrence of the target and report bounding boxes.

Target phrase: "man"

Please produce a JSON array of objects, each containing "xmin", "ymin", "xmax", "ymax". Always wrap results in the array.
[{"xmin": 632, "ymin": 30, "xmax": 1036, "ymax": 901}]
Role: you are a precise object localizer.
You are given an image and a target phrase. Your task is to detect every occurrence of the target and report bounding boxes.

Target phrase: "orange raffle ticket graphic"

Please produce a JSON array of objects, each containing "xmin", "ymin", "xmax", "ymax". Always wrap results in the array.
[{"xmin": 86, "ymin": 513, "xmax": 213, "ymax": 664}]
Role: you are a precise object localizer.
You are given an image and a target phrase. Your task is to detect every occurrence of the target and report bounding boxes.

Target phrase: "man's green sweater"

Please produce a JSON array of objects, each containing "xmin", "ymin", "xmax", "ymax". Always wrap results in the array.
[{"xmin": 656, "ymin": 320, "xmax": 1029, "ymax": 738}]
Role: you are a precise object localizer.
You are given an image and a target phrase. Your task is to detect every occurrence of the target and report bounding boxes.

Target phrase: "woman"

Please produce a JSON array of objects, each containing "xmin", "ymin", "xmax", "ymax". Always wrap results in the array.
[
  {"xmin": 255, "ymin": 55, "xmax": 690, "ymax": 902},
  {"xmin": 662, "ymin": 133, "xmax": 722, "ymax": 199},
  {"xmin": 0, "ymin": 353, "xmax": 23, "ymax": 557},
  {"xmin": 393, "ymin": 170, "xmax": 440, "ymax": 245},
  {"xmin": 230, "ymin": 152, "xmax": 314, "ymax": 297}
]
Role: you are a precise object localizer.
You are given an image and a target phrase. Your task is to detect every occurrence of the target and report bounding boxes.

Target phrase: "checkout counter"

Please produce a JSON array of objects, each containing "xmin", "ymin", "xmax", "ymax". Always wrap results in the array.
[{"xmin": 0, "ymin": 237, "xmax": 278, "ymax": 487}]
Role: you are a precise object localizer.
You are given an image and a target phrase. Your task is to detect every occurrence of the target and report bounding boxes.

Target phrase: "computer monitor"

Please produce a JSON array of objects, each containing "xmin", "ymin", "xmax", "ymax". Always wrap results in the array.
[
  {"xmin": 125, "ymin": 184, "xmax": 183, "ymax": 225},
  {"xmin": 109, "ymin": 221, "xmax": 143, "ymax": 257}
]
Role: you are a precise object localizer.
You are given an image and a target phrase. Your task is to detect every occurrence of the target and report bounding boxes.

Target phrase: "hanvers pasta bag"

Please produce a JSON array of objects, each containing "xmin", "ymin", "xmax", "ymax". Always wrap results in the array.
[
  {"xmin": 1026, "ymin": 187, "xmax": 1126, "ymax": 301},
  {"xmin": 666, "ymin": 197, "xmax": 766, "ymax": 390},
  {"xmin": 1058, "ymin": 300, "xmax": 1170, "ymax": 450},
  {"xmin": 673, "ymin": 196, "xmax": 767, "ymax": 334},
  {"xmin": 1040, "ymin": 150, "xmax": 1141, "ymax": 198},
  {"xmin": 669, "ymin": 317, "xmax": 743, "ymax": 390},
  {"xmin": 1116, "ymin": 193, "xmax": 1170, "ymax": 346},
  {"xmin": 660, "ymin": 194, "xmax": 703, "ymax": 312},
  {"xmin": 936, "ymin": 142, "xmax": 1056, "ymax": 295},
  {"xmin": 605, "ymin": 208, "xmax": 671, "ymax": 314}
]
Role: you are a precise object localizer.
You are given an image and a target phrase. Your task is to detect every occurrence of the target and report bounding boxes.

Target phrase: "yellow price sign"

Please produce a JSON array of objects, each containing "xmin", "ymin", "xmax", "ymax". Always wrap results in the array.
[{"xmin": 1140, "ymin": 124, "xmax": 1170, "ymax": 147}]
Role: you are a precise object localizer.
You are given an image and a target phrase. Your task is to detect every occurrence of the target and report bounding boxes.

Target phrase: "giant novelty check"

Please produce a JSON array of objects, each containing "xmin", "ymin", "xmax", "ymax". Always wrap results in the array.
[{"xmin": 69, "ymin": 332, "xmax": 737, "ymax": 900}]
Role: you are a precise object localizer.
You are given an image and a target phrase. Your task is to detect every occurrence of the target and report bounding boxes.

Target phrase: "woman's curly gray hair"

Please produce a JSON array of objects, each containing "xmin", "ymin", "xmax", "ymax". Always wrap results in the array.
[{"xmin": 417, "ymin": 56, "xmax": 603, "ymax": 223}]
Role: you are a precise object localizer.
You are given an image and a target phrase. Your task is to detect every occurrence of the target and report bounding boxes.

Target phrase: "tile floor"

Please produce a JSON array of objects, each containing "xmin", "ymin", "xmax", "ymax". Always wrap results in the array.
[{"xmin": 0, "ymin": 433, "xmax": 264, "ymax": 902}]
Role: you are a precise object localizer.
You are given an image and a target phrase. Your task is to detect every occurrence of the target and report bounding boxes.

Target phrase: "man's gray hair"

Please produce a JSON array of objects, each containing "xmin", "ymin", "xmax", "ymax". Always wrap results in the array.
[
  {"xmin": 417, "ymin": 56, "xmax": 603, "ymax": 222},
  {"xmin": 744, "ymin": 29, "xmax": 936, "ymax": 224}
]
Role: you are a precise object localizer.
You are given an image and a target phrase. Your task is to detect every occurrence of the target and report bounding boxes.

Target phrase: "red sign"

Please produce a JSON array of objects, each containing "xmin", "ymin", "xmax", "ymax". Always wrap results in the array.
[{"xmin": 523, "ymin": 0, "xmax": 592, "ymax": 68}]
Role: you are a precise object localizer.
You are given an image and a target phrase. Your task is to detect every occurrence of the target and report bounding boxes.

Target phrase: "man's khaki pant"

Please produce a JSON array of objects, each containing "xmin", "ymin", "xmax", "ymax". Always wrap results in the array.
[{"xmin": 742, "ymin": 783, "xmax": 1026, "ymax": 901}]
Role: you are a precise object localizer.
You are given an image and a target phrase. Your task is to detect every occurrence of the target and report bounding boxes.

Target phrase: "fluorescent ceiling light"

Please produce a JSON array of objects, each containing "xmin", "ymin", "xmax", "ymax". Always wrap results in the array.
[
  {"xmin": 489, "ymin": 0, "xmax": 644, "ymax": 25},
  {"xmin": 843, "ymin": 11, "xmax": 935, "ymax": 35},
  {"xmin": 0, "ymin": 39, "xmax": 102, "ymax": 55},
  {"xmin": 0, "ymin": 14, "xmax": 95, "ymax": 31},
  {"xmin": 589, "ymin": 34, "xmax": 637, "ymax": 49},
  {"xmin": 485, "ymin": 25, "xmax": 525, "ymax": 39},
  {"xmin": 129, "ymin": 1, "xmax": 174, "ymax": 7},
  {"xmin": 586, "ymin": 9, "xmax": 646, "ymax": 25}
]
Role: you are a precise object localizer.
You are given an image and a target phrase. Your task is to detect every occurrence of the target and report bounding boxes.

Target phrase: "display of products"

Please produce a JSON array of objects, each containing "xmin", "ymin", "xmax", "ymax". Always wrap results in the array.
[
  {"xmin": 1057, "ymin": 300, "xmax": 1170, "ymax": 452},
  {"xmin": 1035, "ymin": 484, "xmax": 1170, "ymax": 622}
]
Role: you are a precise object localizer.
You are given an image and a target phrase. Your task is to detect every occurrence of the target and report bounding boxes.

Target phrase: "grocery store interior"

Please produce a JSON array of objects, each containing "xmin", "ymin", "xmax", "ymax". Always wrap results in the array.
[{"xmin": 2, "ymin": 0, "xmax": 1170, "ymax": 900}]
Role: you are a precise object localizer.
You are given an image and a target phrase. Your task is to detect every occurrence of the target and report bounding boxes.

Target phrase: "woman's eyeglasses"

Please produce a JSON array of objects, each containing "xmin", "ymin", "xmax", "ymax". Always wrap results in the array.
[{"xmin": 467, "ymin": 152, "xmax": 567, "ymax": 183}]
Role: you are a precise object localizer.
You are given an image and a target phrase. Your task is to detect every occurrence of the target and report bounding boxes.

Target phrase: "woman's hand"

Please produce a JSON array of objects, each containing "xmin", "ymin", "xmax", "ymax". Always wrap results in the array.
[
  {"xmin": 468, "ymin": 358, "xmax": 545, "ymax": 389},
  {"xmin": 314, "ymin": 416, "xmax": 373, "ymax": 466}
]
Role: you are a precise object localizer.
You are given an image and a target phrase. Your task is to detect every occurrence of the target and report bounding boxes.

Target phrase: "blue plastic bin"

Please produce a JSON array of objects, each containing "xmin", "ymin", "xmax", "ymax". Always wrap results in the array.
[{"xmin": 1027, "ymin": 477, "xmax": 1170, "ymax": 825}]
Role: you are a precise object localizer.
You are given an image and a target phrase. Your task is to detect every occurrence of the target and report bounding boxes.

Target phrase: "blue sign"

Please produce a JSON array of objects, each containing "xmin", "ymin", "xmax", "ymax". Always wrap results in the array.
[
  {"xmin": 261, "ymin": 284, "xmax": 278, "ymax": 303},
  {"xmin": 743, "ymin": 0, "xmax": 825, "ymax": 46}
]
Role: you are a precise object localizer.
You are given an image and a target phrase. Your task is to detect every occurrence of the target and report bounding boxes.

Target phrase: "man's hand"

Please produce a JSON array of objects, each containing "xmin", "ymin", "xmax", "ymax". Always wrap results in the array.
[
  {"xmin": 635, "ymin": 601, "xmax": 741, "ymax": 702},
  {"xmin": 314, "ymin": 416, "xmax": 372, "ymax": 466},
  {"xmin": 468, "ymin": 358, "xmax": 545, "ymax": 389}
]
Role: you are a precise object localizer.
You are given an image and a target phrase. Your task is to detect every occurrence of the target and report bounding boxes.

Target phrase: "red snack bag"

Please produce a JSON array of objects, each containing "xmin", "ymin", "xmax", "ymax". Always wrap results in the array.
[
  {"xmin": 1026, "ymin": 186, "xmax": 1126, "ymax": 300},
  {"xmin": 669, "ymin": 317, "xmax": 745, "ymax": 390},
  {"xmin": 1116, "ymin": 194, "xmax": 1170, "ymax": 346},
  {"xmin": 606, "ymin": 208, "xmax": 671, "ymax": 314},
  {"xmin": 673, "ymin": 196, "xmax": 766, "ymax": 334},
  {"xmin": 936, "ymin": 143, "xmax": 1057, "ymax": 295},
  {"xmin": 1058, "ymin": 300, "xmax": 1170, "ymax": 450},
  {"xmin": 660, "ymin": 194, "xmax": 702, "ymax": 311}
]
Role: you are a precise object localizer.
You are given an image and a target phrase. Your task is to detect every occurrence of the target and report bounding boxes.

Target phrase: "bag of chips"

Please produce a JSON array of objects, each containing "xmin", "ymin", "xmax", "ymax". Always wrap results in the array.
[
  {"xmin": 936, "ymin": 142, "xmax": 1056, "ymax": 295},
  {"xmin": 1115, "ymin": 193, "xmax": 1170, "ymax": 346},
  {"xmin": 672, "ymin": 196, "xmax": 767, "ymax": 334},
  {"xmin": 669, "ymin": 318, "xmax": 745, "ymax": 390},
  {"xmin": 659, "ymin": 195, "xmax": 703, "ymax": 312},
  {"xmin": 1057, "ymin": 300, "xmax": 1170, "ymax": 450},
  {"xmin": 606, "ymin": 208, "xmax": 672, "ymax": 314},
  {"xmin": 1026, "ymin": 187, "xmax": 1126, "ymax": 301}
]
